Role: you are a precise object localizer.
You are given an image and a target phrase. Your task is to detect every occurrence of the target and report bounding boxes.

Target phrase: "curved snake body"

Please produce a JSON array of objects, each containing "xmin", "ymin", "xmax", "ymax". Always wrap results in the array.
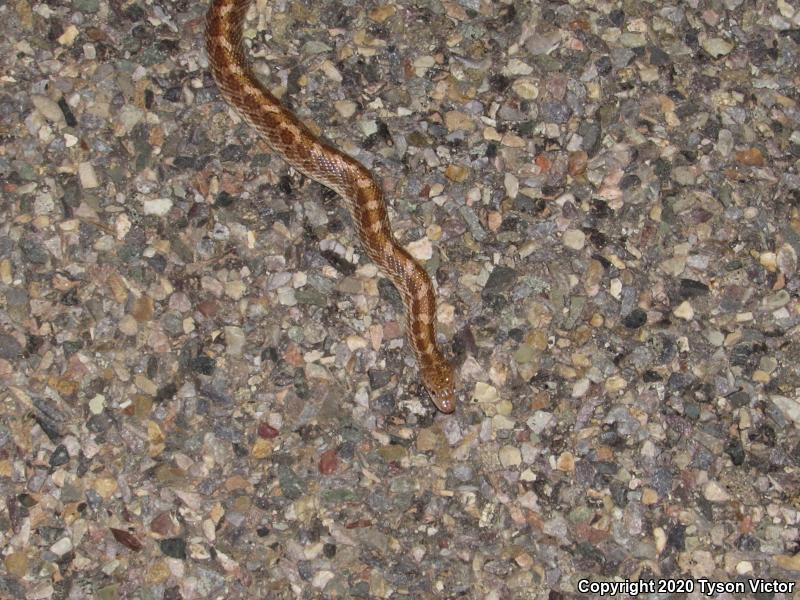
[{"xmin": 206, "ymin": 0, "xmax": 456, "ymax": 412}]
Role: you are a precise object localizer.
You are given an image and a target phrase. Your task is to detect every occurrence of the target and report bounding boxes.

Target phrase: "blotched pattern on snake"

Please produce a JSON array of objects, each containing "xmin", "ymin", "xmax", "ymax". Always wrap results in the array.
[{"xmin": 205, "ymin": 0, "xmax": 456, "ymax": 412}]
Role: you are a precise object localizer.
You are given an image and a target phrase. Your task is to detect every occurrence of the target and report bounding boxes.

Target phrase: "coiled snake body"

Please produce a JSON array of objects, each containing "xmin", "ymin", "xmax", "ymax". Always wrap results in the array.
[{"xmin": 206, "ymin": 0, "xmax": 456, "ymax": 412}]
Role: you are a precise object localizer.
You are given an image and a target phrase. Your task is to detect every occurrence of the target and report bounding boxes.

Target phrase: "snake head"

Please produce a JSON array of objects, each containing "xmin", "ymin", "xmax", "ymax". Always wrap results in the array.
[{"xmin": 422, "ymin": 361, "xmax": 456, "ymax": 413}]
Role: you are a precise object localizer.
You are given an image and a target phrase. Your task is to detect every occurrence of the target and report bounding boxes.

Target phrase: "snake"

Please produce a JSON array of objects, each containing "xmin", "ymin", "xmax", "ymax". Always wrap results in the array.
[{"xmin": 205, "ymin": 0, "xmax": 456, "ymax": 412}]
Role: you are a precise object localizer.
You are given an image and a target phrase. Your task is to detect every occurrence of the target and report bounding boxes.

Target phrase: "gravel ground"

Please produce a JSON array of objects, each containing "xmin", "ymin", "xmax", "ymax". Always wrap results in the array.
[{"xmin": 2, "ymin": 0, "xmax": 800, "ymax": 598}]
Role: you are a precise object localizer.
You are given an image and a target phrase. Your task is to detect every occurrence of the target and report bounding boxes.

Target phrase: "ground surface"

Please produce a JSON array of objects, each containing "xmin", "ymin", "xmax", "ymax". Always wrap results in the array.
[{"xmin": 2, "ymin": 0, "xmax": 800, "ymax": 598}]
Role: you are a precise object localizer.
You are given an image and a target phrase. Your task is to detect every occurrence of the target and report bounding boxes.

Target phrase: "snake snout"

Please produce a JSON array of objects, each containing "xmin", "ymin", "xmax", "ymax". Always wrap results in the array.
[
  {"xmin": 432, "ymin": 389, "xmax": 456, "ymax": 413},
  {"xmin": 423, "ymin": 367, "xmax": 457, "ymax": 413}
]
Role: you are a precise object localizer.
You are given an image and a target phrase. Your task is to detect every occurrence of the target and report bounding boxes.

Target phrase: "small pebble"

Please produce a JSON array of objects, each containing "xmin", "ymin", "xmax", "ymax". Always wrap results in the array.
[
  {"xmin": 78, "ymin": 162, "xmax": 99, "ymax": 188},
  {"xmin": 562, "ymin": 229, "xmax": 586, "ymax": 250},
  {"xmin": 704, "ymin": 481, "xmax": 731, "ymax": 502},
  {"xmin": 50, "ymin": 537, "xmax": 73, "ymax": 557},
  {"xmin": 673, "ymin": 301, "xmax": 694, "ymax": 321},
  {"xmin": 499, "ymin": 445, "xmax": 522, "ymax": 468},
  {"xmin": 472, "ymin": 382, "xmax": 499, "ymax": 403},
  {"xmin": 142, "ymin": 198, "xmax": 173, "ymax": 216},
  {"xmin": 701, "ymin": 37, "xmax": 734, "ymax": 57},
  {"xmin": 31, "ymin": 95, "xmax": 65, "ymax": 123}
]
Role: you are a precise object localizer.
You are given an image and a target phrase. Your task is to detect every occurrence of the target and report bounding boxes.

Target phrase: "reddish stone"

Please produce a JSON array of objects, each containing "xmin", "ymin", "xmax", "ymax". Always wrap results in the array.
[
  {"xmin": 345, "ymin": 519, "xmax": 372, "ymax": 529},
  {"xmin": 283, "ymin": 343, "xmax": 304, "ymax": 367},
  {"xmin": 257, "ymin": 422, "xmax": 279, "ymax": 439},
  {"xmin": 110, "ymin": 528, "xmax": 143, "ymax": 551},
  {"xmin": 196, "ymin": 300, "xmax": 217, "ymax": 318},
  {"xmin": 319, "ymin": 449, "xmax": 338, "ymax": 475},
  {"xmin": 535, "ymin": 154, "xmax": 551, "ymax": 172},
  {"xmin": 568, "ymin": 150, "xmax": 588, "ymax": 176},
  {"xmin": 735, "ymin": 148, "xmax": 765, "ymax": 167},
  {"xmin": 575, "ymin": 522, "xmax": 610, "ymax": 545},
  {"xmin": 149, "ymin": 511, "xmax": 177, "ymax": 537}
]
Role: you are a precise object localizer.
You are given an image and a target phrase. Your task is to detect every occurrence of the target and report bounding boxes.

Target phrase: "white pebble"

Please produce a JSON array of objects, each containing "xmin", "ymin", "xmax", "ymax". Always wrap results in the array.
[
  {"xmin": 701, "ymin": 37, "xmax": 734, "ymax": 57},
  {"xmin": 504, "ymin": 173, "xmax": 519, "ymax": 199},
  {"xmin": 277, "ymin": 287, "xmax": 297, "ymax": 306},
  {"xmin": 334, "ymin": 100, "xmax": 356, "ymax": 118},
  {"xmin": 31, "ymin": 95, "xmax": 64, "ymax": 123},
  {"xmin": 88, "ymin": 394, "xmax": 105, "ymax": 415},
  {"xmin": 499, "ymin": 445, "xmax": 522, "ymax": 467},
  {"xmin": 406, "ymin": 237, "xmax": 433, "ymax": 261},
  {"xmin": 78, "ymin": 161, "xmax": 99, "ymax": 188},
  {"xmin": 50, "ymin": 537, "xmax": 73, "ymax": 556},
  {"xmin": 472, "ymin": 382, "xmax": 499, "ymax": 403},
  {"xmin": 142, "ymin": 198, "xmax": 173, "ymax": 216},
  {"xmin": 562, "ymin": 229, "xmax": 586, "ymax": 250},
  {"xmin": 224, "ymin": 326, "xmax": 245, "ymax": 356},
  {"xmin": 673, "ymin": 300, "xmax": 694, "ymax": 321},
  {"xmin": 771, "ymin": 395, "xmax": 800, "ymax": 426},
  {"xmin": 703, "ymin": 481, "xmax": 731, "ymax": 502}
]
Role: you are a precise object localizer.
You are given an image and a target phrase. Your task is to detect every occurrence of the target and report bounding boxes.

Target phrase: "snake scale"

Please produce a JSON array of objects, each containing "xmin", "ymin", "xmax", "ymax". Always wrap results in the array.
[{"xmin": 205, "ymin": 0, "xmax": 456, "ymax": 412}]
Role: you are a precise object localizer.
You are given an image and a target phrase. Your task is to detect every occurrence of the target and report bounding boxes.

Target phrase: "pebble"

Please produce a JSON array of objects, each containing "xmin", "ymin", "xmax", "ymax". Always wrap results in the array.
[
  {"xmin": 481, "ymin": 266, "xmax": 517, "ymax": 298},
  {"xmin": 702, "ymin": 37, "xmax": 734, "ymax": 57},
  {"xmin": 673, "ymin": 301, "xmax": 694, "ymax": 321},
  {"xmin": 504, "ymin": 173, "xmax": 519, "ymax": 199},
  {"xmin": 94, "ymin": 477, "xmax": 118, "ymax": 499},
  {"xmin": 556, "ymin": 451, "xmax": 575, "ymax": 472},
  {"xmin": 641, "ymin": 488, "xmax": 659, "ymax": 505},
  {"xmin": 132, "ymin": 296, "xmax": 154, "ymax": 322},
  {"xmin": 499, "ymin": 445, "xmax": 522, "ymax": 468},
  {"xmin": 406, "ymin": 237, "xmax": 433, "ymax": 261},
  {"xmin": 736, "ymin": 148, "xmax": 765, "ymax": 166},
  {"xmin": 334, "ymin": 100, "xmax": 356, "ymax": 118},
  {"xmin": 654, "ymin": 527, "xmax": 667, "ymax": 554},
  {"xmin": 225, "ymin": 280, "xmax": 246, "ymax": 300},
  {"xmin": 472, "ymin": 382, "xmax": 499, "ymax": 403},
  {"xmin": 312, "ymin": 571, "xmax": 335, "ymax": 589},
  {"xmin": 776, "ymin": 243, "xmax": 797, "ymax": 275},
  {"xmin": 118, "ymin": 315, "xmax": 138, "ymax": 335},
  {"xmin": 527, "ymin": 411, "xmax": 555, "ymax": 434},
  {"xmin": 31, "ymin": 95, "xmax": 65, "ymax": 123},
  {"xmin": 445, "ymin": 164, "xmax": 470, "ymax": 182},
  {"xmin": 444, "ymin": 111, "xmax": 475, "ymax": 132},
  {"xmin": 50, "ymin": 537, "xmax": 73, "ymax": 557},
  {"xmin": 775, "ymin": 554, "xmax": 800, "ymax": 571},
  {"xmin": 58, "ymin": 24, "xmax": 80, "ymax": 45},
  {"xmin": 604, "ymin": 376, "xmax": 627, "ymax": 393},
  {"xmin": 562, "ymin": 229, "xmax": 586, "ymax": 250},
  {"xmin": 0, "ymin": 334, "xmax": 23, "ymax": 359},
  {"xmin": 318, "ymin": 449, "xmax": 338, "ymax": 474},
  {"xmin": 346, "ymin": 335, "xmax": 367, "ymax": 351},
  {"xmin": 4, "ymin": 552, "xmax": 28, "ymax": 578},
  {"xmin": 770, "ymin": 396, "xmax": 800, "ymax": 426},
  {"xmin": 159, "ymin": 538, "xmax": 187, "ymax": 560},
  {"xmin": 78, "ymin": 162, "xmax": 99, "ymax": 188},
  {"xmin": 511, "ymin": 78, "xmax": 538, "ymax": 100},
  {"xmin": 671, "ymin": 166, "xmax": 696, "ymax": 186},
  {"xmin": 492, "ymin": 414, "xmax": 515, "ymax": 430},
  {"xmin": 735, "ymin": 560, "xmax": 753, "ymax": 575},
  {"xmin": 224, "ymin": 326, "xmax": 245, "ymax": 355},
  {"xmin": 143, "ymin": 198, "xmax": 173, "ymax": 216},
  {"xmin": 703, "ymin": 481, "xmax": 731, "ymax": 502},
  {"xmin": 716, "ymin": 129, "xmax": 734, "ymax": 155},
  {"xmin": 277, "ymin": 287, "xmax": 297, "ymax": 306},
  {"xmin": 49, "ymin": 444, "xmax": 70, "ymax": 467},
  {"xmin": 762, "ymin": 290, "xmax": 789, "ymax": 310}
]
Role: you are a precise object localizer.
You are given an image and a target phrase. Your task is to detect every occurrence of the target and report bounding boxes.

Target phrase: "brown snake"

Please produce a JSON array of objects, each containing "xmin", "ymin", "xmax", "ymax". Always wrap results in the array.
[{"xmin": 206, "ymin": 0, "xmax": 456, "ymax": 412}]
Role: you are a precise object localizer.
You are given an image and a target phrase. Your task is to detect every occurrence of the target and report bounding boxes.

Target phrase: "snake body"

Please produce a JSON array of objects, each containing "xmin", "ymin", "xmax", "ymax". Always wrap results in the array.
[{"xmin": 206, "ymin": 0, "xmax": 456, "ymax": 412}]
